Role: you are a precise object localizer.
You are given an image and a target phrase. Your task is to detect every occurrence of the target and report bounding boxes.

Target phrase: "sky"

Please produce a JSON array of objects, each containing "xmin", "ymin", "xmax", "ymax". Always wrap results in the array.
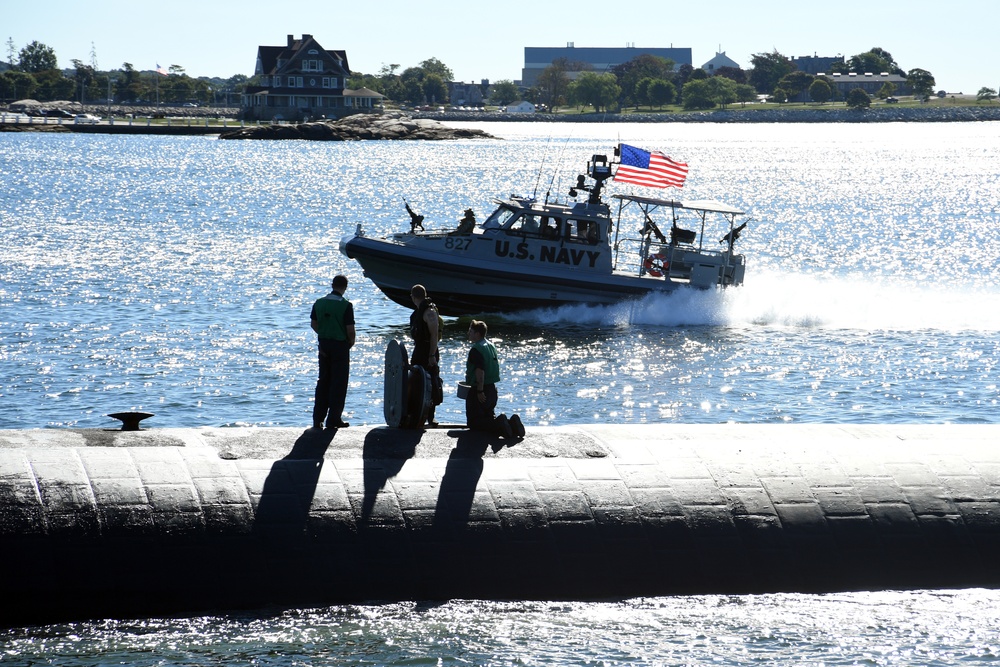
[{"xmin": 5, "ymin": 0, "xmax": 997, "ymax": 94}]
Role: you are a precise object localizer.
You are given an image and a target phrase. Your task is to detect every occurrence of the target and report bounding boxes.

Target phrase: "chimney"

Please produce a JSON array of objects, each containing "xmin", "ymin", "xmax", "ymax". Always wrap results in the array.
[{"xmin": 287, "ymin": 35, "xmax": 295, "ymax": 48}]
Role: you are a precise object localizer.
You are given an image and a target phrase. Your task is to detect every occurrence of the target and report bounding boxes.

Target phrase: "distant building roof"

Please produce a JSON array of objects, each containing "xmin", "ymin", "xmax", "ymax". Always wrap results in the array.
[
  {"xmin": 702, "ymin": 51, "xmax": 740, "ymax": 72},
  {"xmin": 522, "ymin": 44, "xmax": 692, "ymax": 86}
]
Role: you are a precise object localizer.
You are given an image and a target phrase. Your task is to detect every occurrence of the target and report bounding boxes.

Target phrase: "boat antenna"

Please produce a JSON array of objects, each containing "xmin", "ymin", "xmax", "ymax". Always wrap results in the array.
[
  {"xmin": 532, "ymin": 132, "xmax": 555, "ymax": 200},
  {"xmin": 545, "ymin": 134, "xmax": 575, "ymax": 203}
]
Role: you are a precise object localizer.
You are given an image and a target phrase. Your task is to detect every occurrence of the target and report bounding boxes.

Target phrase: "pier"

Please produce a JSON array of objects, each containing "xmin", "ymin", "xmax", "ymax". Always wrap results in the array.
[{"xmin": 2, "ymin": 424, "xmax": 999, "ymax": 626}]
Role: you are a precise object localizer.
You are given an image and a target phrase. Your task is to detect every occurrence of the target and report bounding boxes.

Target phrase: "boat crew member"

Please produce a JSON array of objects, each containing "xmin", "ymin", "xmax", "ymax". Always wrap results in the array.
[
  {"xmin": 465, "ymin": 320, "xmax": 525, "ymax": 439},
  {"xmin": 404, "ymin": 201, "xmax": 424, "ymax": 232},
  {"xmin": 409, "ymin": 284, "xmax": 442, "ymax": 427},
  {"xmin": 310, "ymin": 275, "xmax": 355, "ymax": 429},
  {"xmin": 452, "ymin": 208, "xmax": 476, "ymax": 235}
]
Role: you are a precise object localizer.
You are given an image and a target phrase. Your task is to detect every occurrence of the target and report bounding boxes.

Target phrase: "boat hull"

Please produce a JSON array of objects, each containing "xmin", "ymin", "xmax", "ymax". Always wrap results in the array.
[{"xmin": 342, "ymin": 235, "xmax": 682, "ymax": 316}]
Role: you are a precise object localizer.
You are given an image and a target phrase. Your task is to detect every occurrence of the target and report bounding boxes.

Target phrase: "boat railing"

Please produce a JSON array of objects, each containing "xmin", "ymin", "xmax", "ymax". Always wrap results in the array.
[{"xmin": 615, "ymin": 235, "xmax": 738, "ymax": 278}]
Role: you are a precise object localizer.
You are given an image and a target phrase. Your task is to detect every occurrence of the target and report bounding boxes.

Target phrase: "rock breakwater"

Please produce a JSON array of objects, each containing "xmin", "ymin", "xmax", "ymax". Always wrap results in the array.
[{"xmin": 219, "ymin": 112, "xmax": 495, "ymax": 140}]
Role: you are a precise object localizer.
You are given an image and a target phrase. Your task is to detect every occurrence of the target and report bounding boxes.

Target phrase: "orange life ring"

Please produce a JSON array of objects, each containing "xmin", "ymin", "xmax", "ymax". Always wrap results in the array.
[{"xmin": 643, "ymin": 257, "xmax": 663, "ymax": 277}]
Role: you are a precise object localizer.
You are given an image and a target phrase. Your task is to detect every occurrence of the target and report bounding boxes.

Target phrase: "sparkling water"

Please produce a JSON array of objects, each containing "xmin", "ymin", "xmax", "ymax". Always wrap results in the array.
[{"xmin": 1, "ymin": 122, "xmax": 999, "ymax": 663}]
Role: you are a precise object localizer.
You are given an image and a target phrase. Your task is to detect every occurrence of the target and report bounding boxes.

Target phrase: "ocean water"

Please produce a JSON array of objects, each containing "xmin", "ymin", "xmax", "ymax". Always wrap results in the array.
[
  {"xmin": 2, "ymin": 122, "xmax": 1000, "ymax": 663},
  {"xmin": 2, "ymin": 122, "xmax": 998, "ymax": 430}
]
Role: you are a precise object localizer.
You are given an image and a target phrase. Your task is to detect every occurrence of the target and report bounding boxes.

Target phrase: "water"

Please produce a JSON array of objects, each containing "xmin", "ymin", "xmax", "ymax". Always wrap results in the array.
[{"xmin": 2, "ymin": 123, "xmax": 1000, "ymax": 662}]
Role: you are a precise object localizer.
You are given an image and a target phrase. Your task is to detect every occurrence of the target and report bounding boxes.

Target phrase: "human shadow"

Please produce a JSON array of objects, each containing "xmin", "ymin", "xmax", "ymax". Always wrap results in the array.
[
  {"xmin": 429, "ymin": 429, "xmax": 507, "ymax": 533},
  {"xmin": 252, "ymin": 428, "xmax": 336, "ymax": 538},
  {"xmin": 360, "ymin": 427, "xmax": 423, "ymax": 523}
]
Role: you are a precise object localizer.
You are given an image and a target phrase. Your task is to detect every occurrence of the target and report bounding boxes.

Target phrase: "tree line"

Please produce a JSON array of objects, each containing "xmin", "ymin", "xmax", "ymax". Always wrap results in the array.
[
  {"xmin": 1, "ymin": 39, "xmax": 247, "ymax": 106},
  {"xmin": 3, "ymin": 37, "xmax": 951, "ymax": 112},
  {"xmin": 347, "ymin": 47, "xmax": 941, "ymax": 113}
]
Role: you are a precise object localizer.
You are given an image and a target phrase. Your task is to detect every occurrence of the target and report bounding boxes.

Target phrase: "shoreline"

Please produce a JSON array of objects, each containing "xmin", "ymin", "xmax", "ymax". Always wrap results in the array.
[{"xmin": 418, "ymin": 105, "xmax": 1000, "ymax": 123}]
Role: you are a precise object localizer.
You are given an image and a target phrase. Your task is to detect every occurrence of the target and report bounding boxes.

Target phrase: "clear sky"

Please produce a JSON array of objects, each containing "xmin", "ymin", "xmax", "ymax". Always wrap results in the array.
[{"xmin": 5, "ymin": 0, "xmax": 996, "ymax": 94}]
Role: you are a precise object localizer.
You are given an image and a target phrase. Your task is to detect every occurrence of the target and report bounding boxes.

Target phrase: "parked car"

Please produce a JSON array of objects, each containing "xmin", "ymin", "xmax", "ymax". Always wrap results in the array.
[
  {"xmin": 885, "ymin": 97, "xmax": 899, "ymax": 104},
  {"xmin": 74, "ymin": 114, "xmax": 101, "ymax": 124}
]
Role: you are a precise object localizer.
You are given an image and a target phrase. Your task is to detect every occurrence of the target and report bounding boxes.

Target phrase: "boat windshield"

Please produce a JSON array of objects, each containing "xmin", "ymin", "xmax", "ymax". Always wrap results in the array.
[{"xmin": 482, "ymin": 206, "xmax": 517, "ymax": 230}]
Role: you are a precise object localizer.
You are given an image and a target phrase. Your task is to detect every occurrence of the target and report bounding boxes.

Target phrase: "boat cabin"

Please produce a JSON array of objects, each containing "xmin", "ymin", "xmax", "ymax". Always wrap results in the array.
[{"xmin": 483, "ymin": 197, "xmax": 607, "ymax": 245}]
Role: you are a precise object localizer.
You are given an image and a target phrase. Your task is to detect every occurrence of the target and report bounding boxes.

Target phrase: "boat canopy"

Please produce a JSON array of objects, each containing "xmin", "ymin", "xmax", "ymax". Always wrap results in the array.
[{"xmin": 611, "ymin": 194, "xmax": 745, "ymax": 216}]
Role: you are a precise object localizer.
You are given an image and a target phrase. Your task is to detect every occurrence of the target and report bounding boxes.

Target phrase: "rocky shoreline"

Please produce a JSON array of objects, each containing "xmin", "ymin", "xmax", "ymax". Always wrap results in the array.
[{"xmin": 218, "ymin": 112, "xmax": 496, "ymax": 140}]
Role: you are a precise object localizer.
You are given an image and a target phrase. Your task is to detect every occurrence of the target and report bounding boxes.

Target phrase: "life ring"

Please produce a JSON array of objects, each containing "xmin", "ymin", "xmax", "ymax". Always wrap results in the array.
[{"xmin": 644, "ymin": 252, "xmax": 669, "ymax": 278}]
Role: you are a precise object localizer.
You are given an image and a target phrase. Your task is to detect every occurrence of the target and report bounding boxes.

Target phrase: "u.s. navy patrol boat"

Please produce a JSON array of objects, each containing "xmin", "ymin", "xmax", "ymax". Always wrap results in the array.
[{"xmin": 339, "ymin": 150, "xmax": 748, "ymax": 317}]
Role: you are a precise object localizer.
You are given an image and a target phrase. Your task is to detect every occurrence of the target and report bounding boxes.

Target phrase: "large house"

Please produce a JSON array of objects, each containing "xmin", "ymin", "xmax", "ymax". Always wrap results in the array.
[
  {"xmin": 242, "ymin": 34, "xmax": 382, "ymax": 121},
  {"xmin": 521, "ymin": 44, "xmax": 692, "ymax": 87}
]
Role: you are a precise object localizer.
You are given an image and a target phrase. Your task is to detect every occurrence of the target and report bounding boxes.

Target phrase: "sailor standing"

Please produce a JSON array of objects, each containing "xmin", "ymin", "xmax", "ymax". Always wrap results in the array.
[
  {"xmin": 409, "ymin": 284, "xmax": 442, "ymax": 427},
  {"xmin": 310, "ymin": 275, "xmax": 355, "ymax": 429}
]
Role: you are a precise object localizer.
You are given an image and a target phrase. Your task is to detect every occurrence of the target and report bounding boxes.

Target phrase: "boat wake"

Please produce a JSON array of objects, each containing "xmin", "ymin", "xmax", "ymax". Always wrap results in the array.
[{"xmin": 519, "ymin": 271, "xmax": 1000, "ymax": 332}]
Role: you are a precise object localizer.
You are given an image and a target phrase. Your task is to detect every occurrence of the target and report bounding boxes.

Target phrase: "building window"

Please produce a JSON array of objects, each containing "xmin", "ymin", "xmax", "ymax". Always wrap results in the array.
[
  {"xmin": 330, "ymin": 77, "xmax": 338, "ymax": 88},
  {"xmin": 288, "ymin": 77, "xmax": 296, "ymax": 88},
  {"xmin": 322, "ymin": 77, "xmax": 331, "ymax": 88},
  {"xmin": 274, "ymin": 76, "xmax": 281, "ymax": 87},
  {"xmin": 297, "ymin": 77, "xmax": 304, "ymax": 87}
]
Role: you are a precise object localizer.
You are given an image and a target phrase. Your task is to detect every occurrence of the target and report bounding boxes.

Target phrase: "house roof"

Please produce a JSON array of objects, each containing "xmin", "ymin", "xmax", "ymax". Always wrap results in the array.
[
  {"xmin": 702, "ymin": 51, "xmax": 741, "ymax": 71},
  {"xmin": 344, "ymin": 87, "xmax": 385, "ymax": 98},
  {"xmin": 255, "ymin": 34, "xmax": 350, "ymax": 76}
]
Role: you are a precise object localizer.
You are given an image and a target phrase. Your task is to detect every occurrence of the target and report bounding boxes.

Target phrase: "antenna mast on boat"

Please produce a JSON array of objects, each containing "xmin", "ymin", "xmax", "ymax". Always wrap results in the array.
[{"xmin": 568, "ymin": 154, "xmax": 612, "ymax": 205}]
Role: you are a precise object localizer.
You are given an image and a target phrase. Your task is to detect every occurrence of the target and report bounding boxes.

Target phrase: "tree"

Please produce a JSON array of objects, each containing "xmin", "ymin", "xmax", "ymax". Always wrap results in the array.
[
  {"xmin": 681, "ymin": 79, "xmax": 715, "ymax": 110},
  {"xmin": 735, "ymin": 83, "xmax": 757, "ymax": 107},
  {"xmin": 5, "ymin": 37, "xmax": 17, "ymax": 70},
  {"xmin": 776, "ymin": 71, "xmax": 814, "ymax": 102},
  {"xmin": 18, "ymin": 40, "xmax": 57, "ymax": 73},
  {"xmin": 419, "ymin": 57, "xmax": 453, "ymax": 82},
  {"xmin": 906, "ymin": 68, "xmax": 935, "ymax": 100},
  {"xmin": 422, "ymin": 73, "xmax": 447, "ymax": 105},
  {"xmin": 846, "ymin": 87, "xmax": 871, "ymax": 109},
  {"xmin": 714, "ymin": 66, "xmax": 747, "ymax": 84},
  {"xmin": 489, "ymin": 79, "xmax": 519, "ymax": 106},
  {"xmin": 706, "ymin": 76, "xmax": 737, "ymax": 108},
  {"xmin": 536, "ymin": 60, "xmax": 572, "ymax": 109},
  {"xmin": 399, "ymin": 66, "xmax": 426, "ymax": 104},
  {"xmin": 876, "ymin": 82, "xmax": 896, "ymax": 99},
  {"xmin": 569, "ymin": 71, "xmax": 620, "ymax": 113},
  {"xmin": 809, "ymin": 78, "xmax": 832, "ymax": 104},
  {"xmin": 1, "ymin": 70, "xmax": 37, "ymax": 99},
  {"xmin": 70, "ymin": 58, "xmax": 96, "ymax": 102},
  {"xmin": 34, "ymin": 68, "xmax": 73, "ymax": 101},
  {"xmin": 749, "ymin": 50, "xmax": 794, "ymax": 94},
  {"xmin": 977, "ymin": 87, "xmax": 997, "ymax": 102},
  {"xmin": 647, "ymin": 79, "xmax": 675, "ymax": 109},
  {"xmin": 635, "ymin": 76, "xmax": 653, "ymax": 108},
  {"xmin": 846, "ymin": 47, "xmax": 903, "ymax": 75},
  {"xmin": 612, "ymin": 54, "xmax": 674, "ymax": 109}
]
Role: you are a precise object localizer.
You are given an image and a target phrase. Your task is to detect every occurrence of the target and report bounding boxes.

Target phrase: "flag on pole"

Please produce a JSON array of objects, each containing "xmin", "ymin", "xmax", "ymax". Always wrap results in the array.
[
  {"xmin": 614, "ymin": 144, "xmax": 688, "ymax": 188},
  {"xmin": 155, "ymin": 64, "xmax": 168, "ymax": 76}
]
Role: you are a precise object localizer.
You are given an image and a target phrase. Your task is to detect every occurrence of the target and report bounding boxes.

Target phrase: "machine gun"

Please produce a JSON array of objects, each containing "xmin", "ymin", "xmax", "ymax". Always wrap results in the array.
[{"xmin": 719, "ymin": 221, "xmax": 748, "ymax": 252}]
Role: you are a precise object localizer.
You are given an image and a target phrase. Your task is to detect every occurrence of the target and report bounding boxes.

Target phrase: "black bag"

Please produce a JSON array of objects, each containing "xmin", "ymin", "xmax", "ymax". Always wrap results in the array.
[{"xmin": 432, "ymin": 374, "xmax": 443, "ymax": 405}]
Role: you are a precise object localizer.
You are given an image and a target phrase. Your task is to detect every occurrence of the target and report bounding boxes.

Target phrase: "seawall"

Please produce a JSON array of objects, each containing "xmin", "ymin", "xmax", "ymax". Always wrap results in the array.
[{"xmin": 2, "ymin": 424, "xmax": 999, "ymax": 626}]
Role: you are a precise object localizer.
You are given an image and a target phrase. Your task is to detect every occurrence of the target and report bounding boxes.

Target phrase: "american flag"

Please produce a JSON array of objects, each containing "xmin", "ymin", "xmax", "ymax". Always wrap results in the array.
[
  {"xmin": 155, "ymin": 64, "xmax": 168, "ymax": 76},
  {"xmin": 614, "ymin": 144, "xmax": 688, "ymax": 188}
]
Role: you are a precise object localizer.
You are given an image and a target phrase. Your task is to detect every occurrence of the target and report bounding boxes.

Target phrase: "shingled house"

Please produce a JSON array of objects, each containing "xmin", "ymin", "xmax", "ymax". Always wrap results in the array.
[{"xmin": 242, "ymin": 34, "xmax": 382, "ymax": 122}]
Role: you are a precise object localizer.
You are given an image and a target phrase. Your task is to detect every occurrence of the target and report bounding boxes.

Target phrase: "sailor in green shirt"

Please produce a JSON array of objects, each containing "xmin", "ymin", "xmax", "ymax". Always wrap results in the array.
[
  {"xmin": 310, "ymin": 275, "xmax": 355, "ymax": 429},
  {"xmin": 465, "ymin": 319, "xmax": 524, "ymax": 439}
]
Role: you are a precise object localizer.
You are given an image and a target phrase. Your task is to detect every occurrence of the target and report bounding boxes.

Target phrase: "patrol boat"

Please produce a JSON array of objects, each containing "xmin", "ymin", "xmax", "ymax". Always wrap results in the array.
[{"xmin": 339, "ymin": 151, "xmax": 748, "ymax": 317}]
